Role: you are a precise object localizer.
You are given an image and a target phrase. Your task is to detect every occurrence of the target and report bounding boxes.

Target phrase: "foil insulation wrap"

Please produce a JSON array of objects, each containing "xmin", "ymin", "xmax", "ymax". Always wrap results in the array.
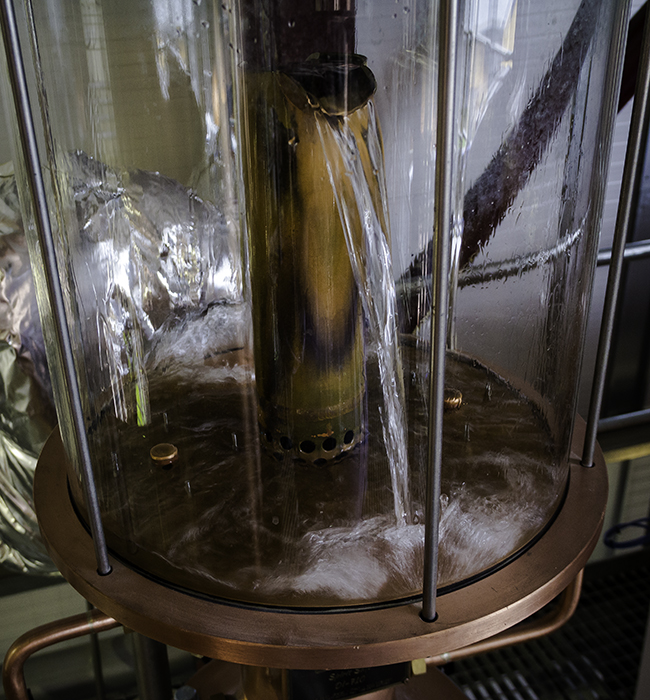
[
  {"xmin": 1, "ymin": 152, "xmax": 239, "ymax": 574},
  {"xmin": 0, "ymin": 164, "xmax": 57, "ymax": 574},
  {"xmin": 67, "ymin": 150, "xmax": 244, "ymax": 402}
]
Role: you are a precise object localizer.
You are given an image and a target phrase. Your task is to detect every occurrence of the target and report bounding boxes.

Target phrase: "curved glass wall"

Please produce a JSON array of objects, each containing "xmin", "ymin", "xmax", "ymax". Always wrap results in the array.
[{"xmin": 15, "ymin": 0, "xmax": 624, "ymax": 607}]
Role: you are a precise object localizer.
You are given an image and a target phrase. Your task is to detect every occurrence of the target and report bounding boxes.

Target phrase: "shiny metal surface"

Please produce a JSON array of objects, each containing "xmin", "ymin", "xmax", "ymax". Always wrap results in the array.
[
  {"xmin": 0, "ymin": 168, "xmax": 56, "ymax": 574},
  {"xmin": 34, "ymin": 418, "xmax": 607, "ymax": 669},
  {"xmin": 422, "ymin": 0, "xmax": 458, "ymax": 624},
  {"xmin": 2, "ymin": 609, "xmax": 120, "ymax": 700},
  {"xmin": 133, "ymin": 634, "xmax": 173, "ymax": 700},
  {"xmin": 597, "ymin": 239, "xmax": 650, "ymax": 265},
  {"xmin": 427, "ymin": 570, "xmax": 584, "ymax": 665}
]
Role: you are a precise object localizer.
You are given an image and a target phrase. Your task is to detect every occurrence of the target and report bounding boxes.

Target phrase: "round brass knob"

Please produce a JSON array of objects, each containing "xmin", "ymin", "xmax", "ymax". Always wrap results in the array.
[
  {"xmin": 150, "ymin": 442, "xmax": 178, "ymax": 466},
  {"xmin": 444, "ymin": 388, "xmax": 463, "ymax": 411}
]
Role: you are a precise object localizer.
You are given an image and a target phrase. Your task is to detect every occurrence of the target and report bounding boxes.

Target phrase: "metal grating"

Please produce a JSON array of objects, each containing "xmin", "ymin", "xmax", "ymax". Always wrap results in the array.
[{"xmin": 443, "ymin": 552, "xmax": 650, "ymax": 699}]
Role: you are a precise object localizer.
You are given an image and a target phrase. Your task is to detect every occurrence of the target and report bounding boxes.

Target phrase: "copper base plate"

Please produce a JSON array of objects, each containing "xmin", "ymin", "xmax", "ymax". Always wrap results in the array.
[{"xmin": 34, "ymin": 420, "xmax": 606, "ymax": 669}]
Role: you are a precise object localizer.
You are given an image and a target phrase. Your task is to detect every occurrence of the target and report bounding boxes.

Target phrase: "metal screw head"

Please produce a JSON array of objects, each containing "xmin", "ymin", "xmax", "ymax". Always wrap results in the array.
[
  {"xmin": 150, "ymin": 442, "xmax": 179, "ymax": 466},
  {"xmin": 443, "ymin": 388, "xmax": 463, "ymax": 411}
]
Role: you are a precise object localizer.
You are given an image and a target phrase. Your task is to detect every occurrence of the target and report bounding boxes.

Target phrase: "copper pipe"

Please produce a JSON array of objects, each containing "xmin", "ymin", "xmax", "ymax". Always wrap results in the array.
[
  {"xmin": 2, "ymin": 608, "xmax": 120, "ymax": 700},
  {"xmin": 427, "ymin": 570, "xmax": 584, "ymax": 665}
]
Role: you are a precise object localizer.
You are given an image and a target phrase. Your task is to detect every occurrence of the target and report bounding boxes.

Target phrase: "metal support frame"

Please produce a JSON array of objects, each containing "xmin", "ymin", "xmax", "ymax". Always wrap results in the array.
[
  {"xmin": 599, "ymin": 407, "xmax": 650, "ymax": 432},
  {"xmin": 134, "ymin": 634, "xmax": 173, "ymax": 700},
  {"xmin": 0, "ymin": 0, "xmax": 631, "ymax": 674},
  {"xmin": 422, "ymin": 0, "xmax": 459, "ymax": 624},
  {"xmin": 597, "ymin": 239, "xmax": 650, "ymax": 265},
  {"xmin": 583, "ymin": 0, "xmax": 650, "ymax": 467},
  {"xmin": 0, "ymin": 573, "xmax": 585, "ymax": 700}
]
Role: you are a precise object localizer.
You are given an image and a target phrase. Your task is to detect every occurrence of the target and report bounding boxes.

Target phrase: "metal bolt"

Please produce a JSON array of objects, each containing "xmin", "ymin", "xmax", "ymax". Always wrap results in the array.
[
  {"xmin": 443, "ymin": 387, "xmax": 462, "ymax": 411},
  {"xmin": 150, "ymin": 442, "xmax": 178, "ymax": 466}
]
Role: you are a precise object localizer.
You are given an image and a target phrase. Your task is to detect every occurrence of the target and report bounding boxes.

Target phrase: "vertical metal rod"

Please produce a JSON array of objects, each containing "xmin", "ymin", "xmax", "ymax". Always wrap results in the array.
[
  {"xmin": 582, "ymin": 3, "xmax": 650, "ymax": 468},
  {"xmin": 86, "ymin": 601, "xmax": 108, "ymax": 700},
  {"xmin": 0, "ymin": 0, "xmax": 111, "ymax": 574},
  {"xmin": 133, "ymin": 634, "xmax": 172, "ymax": 700},
  {"xmin": 607, "ymin": 460, "xmax": 631, "ymax": 558},
  {"xmin": 421, "ymin": 0, "xmax": 458, "ymax": 623}
]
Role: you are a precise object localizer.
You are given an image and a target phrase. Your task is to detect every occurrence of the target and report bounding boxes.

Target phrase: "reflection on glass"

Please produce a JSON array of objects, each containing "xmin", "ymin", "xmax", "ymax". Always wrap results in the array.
[{"xmin": 16, "ymin": 0, "xmax": 622, "ymax": 607}]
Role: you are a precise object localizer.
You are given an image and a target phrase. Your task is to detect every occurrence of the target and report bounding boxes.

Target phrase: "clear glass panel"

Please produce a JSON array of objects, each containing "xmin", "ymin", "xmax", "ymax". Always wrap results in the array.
[{"xmin": 17, "ymin": 0, "xmax": 623, "ymax": 608}]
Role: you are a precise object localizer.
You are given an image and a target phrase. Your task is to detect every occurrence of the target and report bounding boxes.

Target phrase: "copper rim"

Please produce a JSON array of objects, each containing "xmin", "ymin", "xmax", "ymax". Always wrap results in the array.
[
  {"xmin": 34, "ymin": 419, "xmax": 607, "ymax": 669},
  {"xmin": 426, "ymin": 569, "xmax": 584, "ymax": 665}
]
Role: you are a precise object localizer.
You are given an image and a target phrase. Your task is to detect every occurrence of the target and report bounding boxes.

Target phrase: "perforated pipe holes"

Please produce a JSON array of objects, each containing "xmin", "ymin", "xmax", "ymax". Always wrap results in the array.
[{"xmin": 259, "ymin": 423, "xmax": 363, "ymax": 464}]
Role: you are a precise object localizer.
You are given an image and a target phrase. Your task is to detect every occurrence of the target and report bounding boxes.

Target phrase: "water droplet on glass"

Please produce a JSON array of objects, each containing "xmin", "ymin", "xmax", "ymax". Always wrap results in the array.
[
  {"xmin": 111, "ymin": 451, "xmax": 120, "ymax": 476},
  {"xmin": 272, "ymin": 516, "xmax": 280, "ymax": 526}
]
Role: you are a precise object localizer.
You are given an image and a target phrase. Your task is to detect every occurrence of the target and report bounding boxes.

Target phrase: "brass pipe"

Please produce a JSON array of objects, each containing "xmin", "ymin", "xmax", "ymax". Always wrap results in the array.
[
  {"xmin": 241, "ymin": 59, "xmax": 377, "ymax": 464},
  {"xmin": 427, "ymin": 569, "xmax": 584, "ymax": 665},
  {"xmin": 2, "ymin": 608, "xmax": 120, "ymax": 700}
]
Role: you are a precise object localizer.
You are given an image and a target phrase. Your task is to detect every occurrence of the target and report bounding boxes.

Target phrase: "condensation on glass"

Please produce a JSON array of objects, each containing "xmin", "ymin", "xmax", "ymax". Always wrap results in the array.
[{"xmin": 16, "ymin": 0, "xmax": 621, "ymax": 608}]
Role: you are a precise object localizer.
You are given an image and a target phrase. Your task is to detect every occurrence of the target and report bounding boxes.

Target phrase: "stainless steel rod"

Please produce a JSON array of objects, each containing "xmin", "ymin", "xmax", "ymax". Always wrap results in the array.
[
  {"xmin": 0, "ymin": 0, "xmax": 111, "ymax": 574},
  {"xmin": 598, "ymin": 407, "xmax": 650, "ymax": 433},
  {"xmin": 133, "ymin": 635, "xmax": 172, "ymax": 700},
  {"xmin": 421, "ymin": 0, "xmax": 458, "ymax": 623},
  {"xmin": 597, "ymin": 238, "xmax": 650, "ymax": 265},
  {"xmin": 582, "ymin": 1, "xmax": 650, "ymax": 468}
]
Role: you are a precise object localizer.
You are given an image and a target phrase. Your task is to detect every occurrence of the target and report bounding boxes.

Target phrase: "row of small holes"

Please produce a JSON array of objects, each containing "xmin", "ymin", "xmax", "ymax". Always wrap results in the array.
[{"xmin": 264, "ymin": 430, "xmax": 356, "ymax": 454}]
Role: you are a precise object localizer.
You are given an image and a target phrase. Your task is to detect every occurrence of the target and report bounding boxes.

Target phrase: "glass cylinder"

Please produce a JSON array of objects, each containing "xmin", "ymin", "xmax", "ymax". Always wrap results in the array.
[{"xmin": 16, "ymin": 0, "xmax": 623, "ymax": 608}]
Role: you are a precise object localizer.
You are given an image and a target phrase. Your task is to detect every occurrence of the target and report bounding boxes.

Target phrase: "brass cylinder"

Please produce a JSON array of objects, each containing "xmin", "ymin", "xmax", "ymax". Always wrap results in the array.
[
  {"xmin": 242, "ymin": 666, "xmax": 287, "ymax": 700},
  {"xmin": 241, "ymin": 56, "xmax": 378, "ymax": 463}
]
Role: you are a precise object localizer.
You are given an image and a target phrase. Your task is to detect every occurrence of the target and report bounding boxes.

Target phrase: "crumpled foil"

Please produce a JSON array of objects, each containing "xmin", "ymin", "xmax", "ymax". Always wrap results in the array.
[
  {"xmin": 0, "ymin": 149, "xmax": 240, "ymax": 575},
  {"xmin": 0, "ymin": 163, "xmax": 58, "ymax": 575},
  {"xmin": 68, "ymin": 150, "xmax": 242, "ymax": 424}
]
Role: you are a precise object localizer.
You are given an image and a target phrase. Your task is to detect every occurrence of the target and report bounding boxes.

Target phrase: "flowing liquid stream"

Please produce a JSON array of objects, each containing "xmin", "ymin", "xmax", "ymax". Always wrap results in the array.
[
  {"xmin": 243, "ymin": 66, "xmax": 411, "ymax": 526},
  {"xmin": 315, "ymin": 102, "xmax": 410, "ymax": 525},
  {"xmin": 74, "ymin": 68, "xmax": 566, "ymax": 608}
]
